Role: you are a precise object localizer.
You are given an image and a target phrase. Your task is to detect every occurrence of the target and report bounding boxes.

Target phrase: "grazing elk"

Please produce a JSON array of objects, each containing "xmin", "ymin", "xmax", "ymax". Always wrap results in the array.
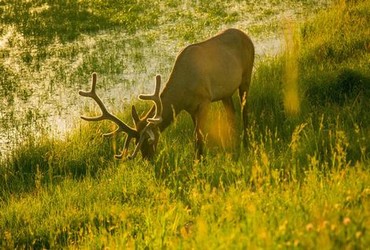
[{"xmin": 79, "ymin": 28, "xmax": 254, "ymax": 160}]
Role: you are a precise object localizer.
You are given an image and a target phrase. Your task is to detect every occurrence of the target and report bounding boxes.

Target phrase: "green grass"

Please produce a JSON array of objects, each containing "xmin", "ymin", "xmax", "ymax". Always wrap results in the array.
[{"xmin": 1, "ymin": 0, "xmax": 370, "ymax": 248}]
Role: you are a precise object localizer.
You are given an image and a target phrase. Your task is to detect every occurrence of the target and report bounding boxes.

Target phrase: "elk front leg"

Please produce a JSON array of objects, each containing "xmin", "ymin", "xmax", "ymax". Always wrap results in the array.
[{"xmin": 192, "ymin": 102, "xmax": 209, "ymax": 160}]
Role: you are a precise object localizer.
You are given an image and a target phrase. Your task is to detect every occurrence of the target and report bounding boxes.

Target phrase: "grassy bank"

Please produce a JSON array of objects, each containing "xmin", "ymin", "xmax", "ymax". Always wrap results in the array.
[{"xmin": 1, "ymin": 0, "xmax": 370, "ymax": 248}]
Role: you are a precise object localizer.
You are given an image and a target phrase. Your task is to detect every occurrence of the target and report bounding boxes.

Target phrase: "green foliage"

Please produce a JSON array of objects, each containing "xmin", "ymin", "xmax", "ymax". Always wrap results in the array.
[
  {"xmin": 85, "ymin": 0, "xmax": 160, "ymax": 33},
  {"xmin": 305, "ymin": 68, "xmax": 370, "ymax": 106},
  {"xmin": 301, "ymin": 0, "xmax": 370, "ymax": 64},
  {"xmin": 0, "ymin": 0, "xmax": 160, "ymax": 45},
  {"xmin": 0, "ymin": 122, "xmax": 116, "ymax": 197},
  {"xmin": 0, "ymin": 64, "xmax": 19, "ymax": 107},
  {"xmin": 1, "ymin": 0, "xmax": 370, "ymax": 248}
]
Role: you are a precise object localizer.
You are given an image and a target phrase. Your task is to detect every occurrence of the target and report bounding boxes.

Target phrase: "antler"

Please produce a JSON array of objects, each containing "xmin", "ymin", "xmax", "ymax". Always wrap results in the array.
[
  {"xmin": 79, "ymin": 73, "xmax": 138, "ymax": 158},
  {"xmin": 126, "ymin": 75, "xmax": 163, "ymax": 159},
  {"xmin": 138, "ymin": 75, "xmax": 163, "ymax": 124}
]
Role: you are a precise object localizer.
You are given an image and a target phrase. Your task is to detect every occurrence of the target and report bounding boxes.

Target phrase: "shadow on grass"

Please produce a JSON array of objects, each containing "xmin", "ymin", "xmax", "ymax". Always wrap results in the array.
[
  {"xmin": 1, "ymin": 0, "xmax": 161, "ymax": 46},
  {"xmin": 0, "ymin": 123, "xmax": 118, "ymax": 199},
  {"xmin": 305, "ymin": 68, "xmax": 370, "ymax": 107},
  {"xmin": 1, "ymin": 0, "xmax": 118, "ymax": 46}
]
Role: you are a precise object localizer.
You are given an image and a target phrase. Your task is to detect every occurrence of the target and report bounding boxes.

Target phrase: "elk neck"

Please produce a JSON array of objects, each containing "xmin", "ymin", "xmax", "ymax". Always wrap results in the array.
[{"xmin": 143, "ymin": 87, "xmax": 180, "ymax": 132}]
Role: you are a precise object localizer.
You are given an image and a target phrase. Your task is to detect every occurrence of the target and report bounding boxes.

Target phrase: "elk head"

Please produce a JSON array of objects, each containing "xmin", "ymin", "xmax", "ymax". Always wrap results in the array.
[{"xmin": 79, "ymin": 73, "xmax": 163, "ymax": 160}]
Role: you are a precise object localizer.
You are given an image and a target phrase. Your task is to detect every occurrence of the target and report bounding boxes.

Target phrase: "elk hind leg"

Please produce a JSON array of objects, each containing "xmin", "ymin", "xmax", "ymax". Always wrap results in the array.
[
  {"xmin": 222, "ymin": 97, "xmax": 239, "ymax": 156},
  {"xmin": 239, "ymin": 74, "xmax": 252, "ymax": 147}
]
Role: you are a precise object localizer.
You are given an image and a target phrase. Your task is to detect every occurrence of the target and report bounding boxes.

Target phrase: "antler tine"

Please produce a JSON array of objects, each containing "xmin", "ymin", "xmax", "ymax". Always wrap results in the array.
[
  {"xmin": 128, "ymin": 137, "xmax": 143, "ymax": 160},
  {"xmin": 79, "ymin": 72, "xmax": 137, "ymax": 136},
  {"xmin": 138, "ymin": 75, "xmax": 163, "ymax": 124},
  {"xmin": 102, "ymin": 127, "xmax": 123, "ymax": 137},
  {"xmin": 79, "ymin": 73, "xmax": 108, "ymax": 121},
  {"xmin": 114, "ymin": 134, "xmax": 134, "ymax": 159},
  {"xmin": 127, "ymin": 125, "xmax": 154, "ymax": 160},
  {"xmin": 78, "ymin": 73, "xmax": 97, "ymax": 98}
]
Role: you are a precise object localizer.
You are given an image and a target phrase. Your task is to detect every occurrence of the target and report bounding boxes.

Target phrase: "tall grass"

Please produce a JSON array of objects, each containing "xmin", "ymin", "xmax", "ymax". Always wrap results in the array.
[{"xmin": 1, "ymin": 0, "xmax": 370, "ymax": 248}]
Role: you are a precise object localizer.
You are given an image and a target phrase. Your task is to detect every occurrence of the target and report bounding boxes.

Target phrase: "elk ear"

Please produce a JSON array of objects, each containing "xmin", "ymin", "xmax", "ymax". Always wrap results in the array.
[{"xmin": 131, "ymin": 105, "xmax": 140, "ymax": 127}]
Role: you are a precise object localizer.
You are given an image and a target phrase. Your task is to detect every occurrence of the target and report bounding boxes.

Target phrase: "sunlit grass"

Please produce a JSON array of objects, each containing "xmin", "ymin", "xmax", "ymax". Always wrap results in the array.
[{"xmin": 1, "ymin": 0, "xmax": 370, "ymax": 248}]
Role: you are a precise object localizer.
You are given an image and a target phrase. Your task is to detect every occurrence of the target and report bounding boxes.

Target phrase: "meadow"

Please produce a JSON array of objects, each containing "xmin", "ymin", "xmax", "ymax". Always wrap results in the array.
[{"xmin": 0, "ymin": 0, "xmax": 369, "ymax": 248}]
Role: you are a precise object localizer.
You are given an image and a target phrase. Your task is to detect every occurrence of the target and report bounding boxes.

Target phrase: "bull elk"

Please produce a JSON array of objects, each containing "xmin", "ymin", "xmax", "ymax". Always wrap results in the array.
[{"xmin": 79, "ymin": 28, "xmax": 254, "ymax": 160}]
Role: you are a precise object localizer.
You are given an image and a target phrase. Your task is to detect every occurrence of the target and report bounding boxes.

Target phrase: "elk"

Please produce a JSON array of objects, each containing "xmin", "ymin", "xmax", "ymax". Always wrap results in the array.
[{"xmin": 79, "ymin": 28, "xmax": 254, "ymax": 160}]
